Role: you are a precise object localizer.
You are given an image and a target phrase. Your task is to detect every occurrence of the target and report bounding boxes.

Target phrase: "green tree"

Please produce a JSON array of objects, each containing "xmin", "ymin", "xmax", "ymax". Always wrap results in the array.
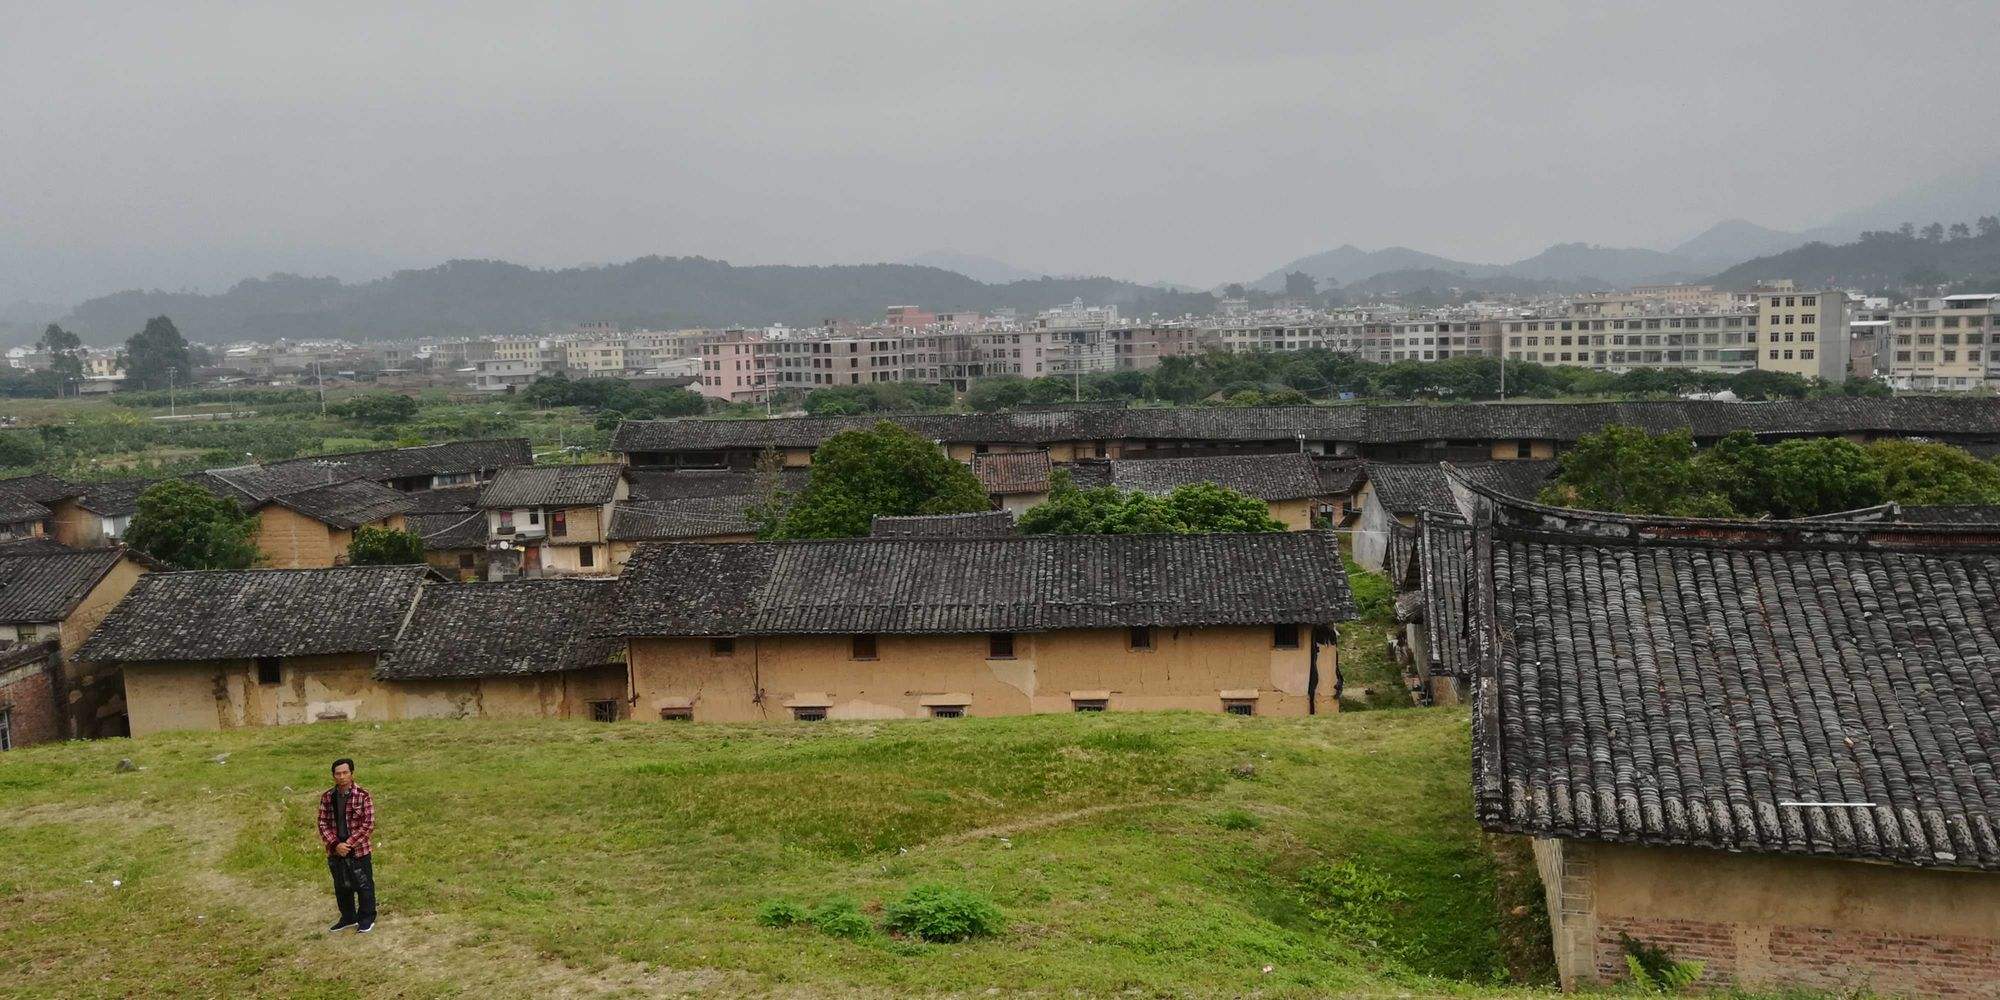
[
  {"xmin": 35, "ymin": 324, "xmax": 84, "ymax": 396},
  {"xmin": 347, "ymin": 525, "xmax": 427, "ymax": 565},
  {"xmin": 765, "ymin": 422, "xmax": 990, "ymax": 539},
  {"xmin": 965, "ymin": 376, "xmax": 1030, "ymax": 412},
  {"xmin": 120, "ymin": 316, "xmax": 194, "ymax": 391},
  {"xmin": 1760, "ymin": 437, "xmax": 1884, "ymax": 517},
  {"xmin": 1019, "ymin": 472, "xmax": 1285, "ymax": 535},
  {"xmin": 0, "ymin": 432, "xmax": 41, "ymax": 468},
  {"xmin": 124, "ymin": 480, "xmax": 261, "ymax": 569},
  {"xmin": 1147, "ymin": 356, "xmax": 1213, "ymax": 404},
  {"xmin": 1283, "ymin": 270, "xmax": 1318, "ymax": 299},
  {"xmin": 1539, "ymin": 425, "xmax": 1736, "ymax": 517},
  {"xmin": 1692, "ymin": 431, "xmax": 1776, "ymax": 516},
  {"xmin": 336, "ymin": 393, "xmax": 419, "ymax": 425},
  {"xmin": 1727, "ymin": 369, "xmax": 1811, "ymax": 400},
  {"xmin": 1867, "ymin": 439, "xmax": 2000, "ymax": 506}
]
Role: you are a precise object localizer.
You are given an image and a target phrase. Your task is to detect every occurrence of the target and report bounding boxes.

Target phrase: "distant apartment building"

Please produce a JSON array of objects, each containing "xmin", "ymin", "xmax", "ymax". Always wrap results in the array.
[
  {"xmin": 1886, "ymin": 293, "xmax": 2000, "ymax": 390},
  {"xmin": 768, "ymin": 337, "xmax": 906, "ymax": 389},
  {"xmin": 1755, "ymin": 286, "xmax": 1849, "ymax": 381},
  {"xmin": 884, "ymin": 305, "xmax": 936, "ymax": 328},
  {"xmin": 695, "ymin": 334, "xmax": 774, "ymax": 402},
  {"xmin": 468, "ymin": 358, "xmax": 538, "ymax": 392},
  {"xmin": 491, "ymin": 338, "xmax": 548, "ymax": 371},
  {"xmin": 1502, "ymin": 310, "xmax": 1759, "ymax": 372},
  {"xmin": 561, "ymin": 338, "xmax": 628, "ymax": 374}
]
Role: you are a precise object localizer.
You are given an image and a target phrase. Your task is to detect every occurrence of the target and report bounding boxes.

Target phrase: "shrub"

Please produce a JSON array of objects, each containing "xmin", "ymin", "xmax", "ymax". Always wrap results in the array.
[
  {"xmin": 755, "ymin": 899, "xmax": 806, "ymax": 928},
  {"xmin": 1294, "ymin": 859, "xmax": 1407, "ymax": 946},
  {"xmin": 1620, "ymin": 932, "xmax": 1705, "ymax": 991},
  {"xmin": 1345, "ymin": 561, "xmax": 1392, "ymax": 623},
  {"xmin": 882, "ymin": 885, "xmax": 1004, "ymax": 942},
  {"xmin": 1211, "ymin": 808, "xmax": 1261, "ymax": 831},
  {"xmin": 807, "ymin": 897, "xmax": 874, "ymax": 939}
]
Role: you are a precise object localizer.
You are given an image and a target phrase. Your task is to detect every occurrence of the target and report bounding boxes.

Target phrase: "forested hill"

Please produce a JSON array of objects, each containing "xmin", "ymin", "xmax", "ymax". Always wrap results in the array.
[
  {"xmin": 60, "ymin": 257, "xmax": 1218, "ymax": 344},
  {"xmin": 1708, "ymin": 222, "xmax": 2000, "ymax": 291}
]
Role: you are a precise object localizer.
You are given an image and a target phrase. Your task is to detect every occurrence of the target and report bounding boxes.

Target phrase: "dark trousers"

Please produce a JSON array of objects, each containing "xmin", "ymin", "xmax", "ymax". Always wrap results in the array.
[{"xmin": 327, "ymin": 853, "xmax": 377, "ymax": 924}]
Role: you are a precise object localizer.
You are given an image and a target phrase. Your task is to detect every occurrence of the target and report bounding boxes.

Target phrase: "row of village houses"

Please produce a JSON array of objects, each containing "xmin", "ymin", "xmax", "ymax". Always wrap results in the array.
[{"xmin": 2, "ymin": 399, "xmax": 2000, "ymax": 996}]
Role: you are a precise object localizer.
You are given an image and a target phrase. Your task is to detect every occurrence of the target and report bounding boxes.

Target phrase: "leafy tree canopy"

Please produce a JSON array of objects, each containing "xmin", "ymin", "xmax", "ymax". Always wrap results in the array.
[
  {"xmin": 120, "ymin": 316, "xmax": 194, "ymax": 391},
  {"xmin": 1868, "ymin": 439, "xmax": 2000, "ymax": 506},
  {"xmin": 347, "ymin": 525, "xmax": 428, "ymax": 565},
  {"xmin": 761, "ymin": 422, "xmax": 990, "ymax": 538},
  {"xmin": 335, "ymin": 393, "xmax": 419, "ymax": 426},
  {"xmin": 1538, "ymin": 426, "xmax": 1736, "ymax": 517},
  {"xmin": 123, "ymin": 479, "xmax": 262, "ymax": 570},
  {"xmin": 36, "ymin": 324, "xmax": 84, "ymax": 394},
  {"xmin": 1019, "ymin": 473, "xmax": 1286, "ymax": 535}
]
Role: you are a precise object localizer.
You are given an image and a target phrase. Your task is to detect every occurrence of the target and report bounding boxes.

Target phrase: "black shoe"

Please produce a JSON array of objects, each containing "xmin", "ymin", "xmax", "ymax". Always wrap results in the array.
[
  {"xmin": 357, "ymin": 920, "xmax": 375, "ymax": 933},
  {"xmin": 329, "ymin": 919, "xmax": 357, "ymax": 932}
]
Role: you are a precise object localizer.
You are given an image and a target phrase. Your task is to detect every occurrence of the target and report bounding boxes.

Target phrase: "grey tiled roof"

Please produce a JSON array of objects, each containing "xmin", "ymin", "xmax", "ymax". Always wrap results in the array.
[
  {"xmin": 375, "ymin": 579, "xmax": 621, "ymax": 679},
  {"xmin": 1896, "ymin": 504, "xmax": 2000, "ymax": 525},
  {"xmin": 72, "ymin": 479, "xmax": 154, "ymax": 517},
  {"xmin": 1097, "ymin": 452, "xmax": 1330, "ymax": 501},
  {"xmin": 0, "ymin": 473, "xmax": 80, "ymax": 504},
  {"xmin": 1471, "ymin": 498, "xmax": 2000, "ymax": 871},
  {"xmin": 973, "ymin": 451, "xmax": 1053, "ymax": 494},
  {"xmin": 405, "ymin": 485, "xmax": 484, "ymax": 513},
  {"xmin": 409, "ymin": 511, "xmax": 488, "ymax": 550},
  {"xmin": 0, "ymin": 495, "xmax": 50, "ymax": 524},
  {"xmin": 188, "ymin": 464, "xmax": 352, "ymax": 505},
  {"xmin": 625, "ymin": 467, "xmax": 810, "ymax": 500},
  {"xmin": 478, "ymin": 464, "xmax": 625, "ymax": 509},
  {"xmin": 79, "ymin": 566, "xmax": 431, "ymax": 662},
  {"xmin": 1314, "ymin": 457, "xmax": 1365, "ymax": 495},
  {"xmin": 262, "ymin": 479, "xmax": 415, "ymax": 529},
  {"xmin": 869, "ymin": 510, "xmax": 1017, "ymax": 537},
  {"xmin": 0, "ymin": 547, "xmax": 129, "ymax": 622},
  {"xmin": 609, "ymin": 498, "xmax": 762, "ymax": 541},
  {"xmin": 604, "ymin": 532, "xmax": 1355, "ymax": 637},
  {"xmin": 614, "ymin": 398, "xmax": 2000, "ymax": 453},
  {"xmin": 1365, "ymin": 461, "xmax": 1556, "ymax": 516},
  {"xmin": 262, "ymin": 438, "xmax": 530, "ymax": 483},
  {"xmin": 1416, "ymin": 511, "xmax": 1473, "ymax": 680}
]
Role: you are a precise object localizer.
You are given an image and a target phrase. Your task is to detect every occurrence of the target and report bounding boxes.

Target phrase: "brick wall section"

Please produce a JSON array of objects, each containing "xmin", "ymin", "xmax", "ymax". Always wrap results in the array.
[
  {"xmin": 0, "ymin": 642, "xmax": 63, "ymax": 750},
  {"xmin": 1769, "ymin": 925, "xmax": 2000, "ymax": 998},
  {"xmin": 1597, "ymin": 916, "xmax": 2000, "ymax": 997},
  {"xmin": 1595, "ymin": 916, "xmax": 1736, "ymax": 986}
]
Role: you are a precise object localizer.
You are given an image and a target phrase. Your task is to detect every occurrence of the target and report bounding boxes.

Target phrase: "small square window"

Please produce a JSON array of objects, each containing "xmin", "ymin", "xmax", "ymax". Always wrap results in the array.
[
  {"xmin": 256, "ymin": 657, "xmax": 282, "ymax": 685},
  {"xmin": 659, "ymin": 707, "xmax": 693, "ymax": 722},
  {"xmin": 1223, "ymin": 699, "xmax": 1256, "ymax": 716},
  {"xmin": 458, "ymin": 552, "xmax": 475, "ymax": 570},
  {"xmin": 792, "ymin": 706, "xmax": 827, "ymax": 722},
  {"xmin": 928, "ymin": 705, "xmax": 965, "ymax": 719},
  {"xmin": 851, "ymin": 634, "xmax": 877, "ymax": 660},
  {"xmin": 1272, "ymin": 624, "xmax": 1300, "ymax": 649},
  {"xmin": 1128, "ymin": 626, "xmax": 1152, "ymax": 650},
  {"xmin": 988, "ymin": 633, "xmax": 1015, "ymax": 658},
  {"xmin": 710, "ymin": 637, "xmax": 736, "ymax": 656},
  {"xmin": 589, "ymin": 699, "xmax": 619, "ymax": 723},
  {"xmin": 1072, "ymin": 698, "xmax": 1108, "ymax": 712}
]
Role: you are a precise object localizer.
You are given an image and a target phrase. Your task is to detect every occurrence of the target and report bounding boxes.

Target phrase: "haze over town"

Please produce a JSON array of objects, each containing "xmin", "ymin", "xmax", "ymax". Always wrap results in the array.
[{"xmin": 6, "ymin": 1, "xmax": 2000, "ymax": 307}]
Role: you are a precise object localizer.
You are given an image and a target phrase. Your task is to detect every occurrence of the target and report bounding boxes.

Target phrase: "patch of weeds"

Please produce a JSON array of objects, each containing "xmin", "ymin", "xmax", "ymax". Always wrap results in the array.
[
  {"xmin": 808, "ymin": 897, "xmax": 875, "ymax": 939},
  {"xmin": 1211, "ymin": 808, "xmax": 1262, "ymax": 831},
  {"xmin": 882, "ymin": 885, "xmax": 1004, "ymax": 942},
  {"xmin": 755, "ymin": 899, "xmax": 806, "ymax": 927},
  {"xmin": 1294, "ymin": 859, "xmax": 1408, "ymax": 950}
]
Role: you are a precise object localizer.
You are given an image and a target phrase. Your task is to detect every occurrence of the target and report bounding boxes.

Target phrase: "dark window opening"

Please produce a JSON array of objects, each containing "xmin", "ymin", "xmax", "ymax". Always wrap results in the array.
[
  {"xmin": 579, "ymin": 545, "xmax": 595, "ymax": 568},
  {"xmin": 792, "ymin": 706, "xmax": 827, "ymax": 722},
  {"xmin": 710, "ymin": 637, "xmax": 736, "ymax": 656},
  {"xmin": 256, "ymin": 657, "xmax": 282, "ymax": 685},
  {"xmin": 851, "ymin": 634, "xmax": 877, "ymax": 659},
  {"xmin": 1223, "ymin": 699, "xmax": 1257, "ymax": 716},
  {"xmin": 928, "ymin": 705, "xmax": 965, "ymax": 719},
  {"xmin": 589, "ymin": 699, "xmax": 619, "ymax": 723},
  {"xmin": 1128, "ymin": 626, "xmax": 1152, "ymax": 650},
  {"xmin": 1272, "ymin": 624, "xmax": 1300, "ymax": 649},
  {"xmin": 1072, "ymin": 699, "xmax": 1108, "ymax": 712},
  {"xmin": 988, "ymin": 633, "xmax": 1015, "ymax": 659},
  {"xmin": 551, "ymin": 510, "xmax": 567, "ymax": 537},
  {"xmin": 458, "ymin": 553, "xmax": 475, "ymax": 569},
  {"xmin": 1515, "ymin": 440, "xmax": 1532, "ymax": 459},
  {"xmin": 659, "ymin": 707, "xmax": 693, "ymax": 722}
]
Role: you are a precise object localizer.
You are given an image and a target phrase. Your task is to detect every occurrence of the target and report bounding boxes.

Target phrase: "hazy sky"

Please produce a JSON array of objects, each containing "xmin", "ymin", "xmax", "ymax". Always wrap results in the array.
[{"xmin": 5, "ymin": 1, "xmax": 1999, "ymax": 305}]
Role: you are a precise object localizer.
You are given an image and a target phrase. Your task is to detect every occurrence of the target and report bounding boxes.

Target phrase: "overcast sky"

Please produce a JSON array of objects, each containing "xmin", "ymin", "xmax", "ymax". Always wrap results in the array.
[{"xmin": 5, "ymin": 1, "xmax": 1998, "ymax": 305}]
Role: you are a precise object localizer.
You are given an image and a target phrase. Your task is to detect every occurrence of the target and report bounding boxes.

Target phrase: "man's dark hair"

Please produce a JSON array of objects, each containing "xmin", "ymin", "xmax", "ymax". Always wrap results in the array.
[{"xmin": 331, "ymin": 757, "xmax": 355, "ymax": 775}]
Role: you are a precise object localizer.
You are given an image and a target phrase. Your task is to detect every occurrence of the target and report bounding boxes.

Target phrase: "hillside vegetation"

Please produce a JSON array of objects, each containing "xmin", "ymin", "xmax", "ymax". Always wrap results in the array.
[{"xmin": 0, "ymin": 711, "xmax": 1555, "ymax": 998}]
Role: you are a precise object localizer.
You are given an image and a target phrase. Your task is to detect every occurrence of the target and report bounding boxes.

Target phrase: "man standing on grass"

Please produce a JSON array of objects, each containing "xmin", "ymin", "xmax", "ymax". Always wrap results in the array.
[{"xmin": 318, "ymin": 758, "xmax": 377, "ymax": 933}]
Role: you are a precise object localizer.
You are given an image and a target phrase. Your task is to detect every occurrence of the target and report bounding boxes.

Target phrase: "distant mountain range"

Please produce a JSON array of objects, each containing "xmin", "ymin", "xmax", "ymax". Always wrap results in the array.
[
  {"xmin": 900, "ymin": 250, "xmax": 1046, "ymax": 285},
  {"xmin": 56, "ymin": 257, "xmax": 1218, "ymax": 346},
  {"xmin": 1248, "ymin": 241, "xmax": 1707, "ymax": 293}
]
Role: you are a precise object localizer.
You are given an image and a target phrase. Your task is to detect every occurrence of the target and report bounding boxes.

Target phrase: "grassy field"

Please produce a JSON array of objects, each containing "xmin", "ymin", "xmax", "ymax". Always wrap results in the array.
[{"xmin": 0, "ymin": 710, "xmax": 1555, "ymax": 998}]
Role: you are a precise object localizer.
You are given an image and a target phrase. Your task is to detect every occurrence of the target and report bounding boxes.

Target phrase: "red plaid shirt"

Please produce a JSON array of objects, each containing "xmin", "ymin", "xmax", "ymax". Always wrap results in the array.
[{"xmin": 317, "ymin": 784, "xmax": 375, "ymax": 857}]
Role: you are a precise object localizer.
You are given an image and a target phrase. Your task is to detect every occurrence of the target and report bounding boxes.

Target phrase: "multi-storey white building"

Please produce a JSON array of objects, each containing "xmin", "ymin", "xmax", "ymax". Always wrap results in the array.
[
  {"xmin": 1886, "ymin": 293, "xmax": 2000, "ymax": 390},
  {"xmin": 1755, "ymin": 285, "xmax": 1849, "ymax": 382}
]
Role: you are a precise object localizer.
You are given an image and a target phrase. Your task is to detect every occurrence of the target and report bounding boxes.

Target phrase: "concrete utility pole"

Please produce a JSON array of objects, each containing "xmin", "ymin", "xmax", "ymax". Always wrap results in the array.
[{"xmin": 314, "ymin": 360, "xmax": 327, "ymax": 418}]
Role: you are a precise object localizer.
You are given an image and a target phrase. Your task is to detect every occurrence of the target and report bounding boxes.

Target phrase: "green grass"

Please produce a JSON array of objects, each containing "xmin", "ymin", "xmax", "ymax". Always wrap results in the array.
[{"xmin": 0, "ymin": 710, "xmax": 1556, "ymax": 998}]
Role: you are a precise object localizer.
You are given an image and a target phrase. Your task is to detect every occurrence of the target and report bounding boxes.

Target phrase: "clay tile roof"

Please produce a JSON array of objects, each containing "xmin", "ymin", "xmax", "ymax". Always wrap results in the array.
[
  {"xmin": 868, "ymin": 510, "xmax": 1017, "ymax": 537},
  {"xmin": 1101, "ymin": 452, "xmax": 1329, "ymax": 501},
  {"xmin": 973, "ymin": 451, "xmax": 1053, "ymax": 495},
  {"xmin": 1415, "ymin": 511, "xmax": 1473, "ymax": 680},
  {"xmin": 1365, "ymin": 461, "xmax": 1556, "ymax": 517},
  {"xmin": 1896, "ymin": 504, "xmax": 2000, "ymax": 525},
  {"xmin": 72, "ymin": 479, "xmax": 155, "ymax": 517},
  {"xmin": 1313, "ymin": 457, "xmax": 1365, "ymax": 495},
  {"xmin": 478, "ymin": 464, "xmax": 625, "ymax": 508},
  {"xmin": 262, "ymin": 478, "xmax": 415, "ymax": 529},
  {"xmin": 0, "ymin": 473, "xmax": 80, "ymax": 504},
  {"xmin": 79, "ymin": 565, "xmax": 431, "ymax": 662},
  {"xmin": 1470, "ymin": 496, "xmax": 2000, "ymax": 871},
  {"xmin": 375, "ymin": 578, "xmax": 621, "ymax": 679},
  {"xmin": 604, "ymin": 532, "xmax": 1355, "ymax": 637},
  {"xmin": 404, "ymin": 484, "xmax": 485, "ymax": 513},
  {"xmin": 0, "ymin": 547, "xmax": 130, "ymax": 622},
  {"xmin": 262, "ymin": 438, "xmax": 531, "ymax": 483},
  {"xmin": 0, "ymin": 494, "xmax": 51, "ymax": 525},
  {"xmin": 609, "ymin": 497, "xmax": 762, "ymax": 541},
  {"xmin": 408, "ymin": 511, "xmax": 488, "ymax": 551},
  {"xmin": 188, "ymin": 463, "xmax": 353, "ymax": 506},
  {"xmin": 625, "ymin": 467, "xmax": 810, "ymax": 500}
]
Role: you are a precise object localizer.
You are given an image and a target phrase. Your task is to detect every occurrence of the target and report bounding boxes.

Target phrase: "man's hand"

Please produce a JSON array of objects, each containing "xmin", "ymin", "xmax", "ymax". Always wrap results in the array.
[{"xmin": 334, "ymin": 842, "xmax": 351, "ymax": 857}]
